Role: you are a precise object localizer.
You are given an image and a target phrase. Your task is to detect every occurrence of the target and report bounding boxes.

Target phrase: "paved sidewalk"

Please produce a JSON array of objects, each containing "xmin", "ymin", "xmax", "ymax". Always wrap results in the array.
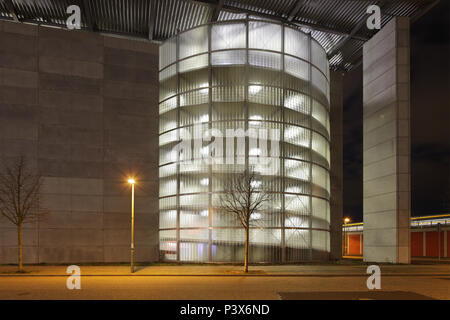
[
  {"xmin": 344, "ymin": 255, "xmax": 450, "ymax": 264},
  {"xmin": 0, "ymin": 264, "xmax": 449, "ymax": 277}
]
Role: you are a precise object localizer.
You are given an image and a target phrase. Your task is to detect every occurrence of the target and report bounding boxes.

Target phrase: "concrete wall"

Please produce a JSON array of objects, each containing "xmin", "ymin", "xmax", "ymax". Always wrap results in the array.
[
  {"xmin": 362, "ymin": 17, "xmax": 411, "ymax": 263},
  {"xmin": 329, "ymin": 71, "xmax": 344, "ymax": 260},
  {"xmin": 0, "ymin": 20, "xmax": 159, "ymax": 264}
]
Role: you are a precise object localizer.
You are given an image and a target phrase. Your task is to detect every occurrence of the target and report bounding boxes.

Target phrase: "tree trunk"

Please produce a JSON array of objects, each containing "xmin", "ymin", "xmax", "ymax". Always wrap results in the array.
[
  {"xmin": 244, "ymin": 226, "xmax": 249, "ymax": 273},
  {"xmin": 18, "ymin": 224, "xmax": 23, "ymax": 272}
]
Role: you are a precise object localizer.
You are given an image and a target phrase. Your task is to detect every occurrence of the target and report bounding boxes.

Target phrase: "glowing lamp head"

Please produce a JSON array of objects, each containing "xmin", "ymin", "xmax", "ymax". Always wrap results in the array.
[
  {"xmin": 344, "ymin": 217, "xmax": 350, "ymax": 224},
  {"xmin": 128, "ymin": 178, "xmax": 136, "ymax": 184}
]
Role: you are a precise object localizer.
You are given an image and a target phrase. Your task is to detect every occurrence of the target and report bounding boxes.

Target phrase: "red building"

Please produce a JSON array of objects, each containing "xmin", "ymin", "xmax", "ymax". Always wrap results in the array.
[{"xmin": 343, "ymin": 214, "xmax": 450, "ymax": 258}]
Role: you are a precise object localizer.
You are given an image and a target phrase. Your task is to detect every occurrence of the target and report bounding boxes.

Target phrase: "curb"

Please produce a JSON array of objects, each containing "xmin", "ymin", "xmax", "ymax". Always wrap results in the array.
[{"xmin": 0, "ymin": 273, "xmax": 449, "ymax": 277}]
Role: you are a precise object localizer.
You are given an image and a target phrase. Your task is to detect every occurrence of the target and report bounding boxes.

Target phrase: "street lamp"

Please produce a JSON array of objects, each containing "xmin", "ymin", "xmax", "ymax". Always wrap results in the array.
[
  {"xmin": 128, "ymin": 178, "xmax": 136, "ymax": 273},
  {"xmin": 343, "ymin": 217, "xmax": 350, "ymax": 256}
]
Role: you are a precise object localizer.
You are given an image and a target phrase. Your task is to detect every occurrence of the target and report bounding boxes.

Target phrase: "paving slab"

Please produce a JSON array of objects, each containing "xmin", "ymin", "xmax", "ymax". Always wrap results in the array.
[{"xmin": 0, "ymin": 264, "xmax": 448, "ymax": 277}]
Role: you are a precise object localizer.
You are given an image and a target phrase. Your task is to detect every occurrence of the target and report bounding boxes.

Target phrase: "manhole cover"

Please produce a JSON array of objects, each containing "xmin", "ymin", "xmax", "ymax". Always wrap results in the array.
[
  {"xmin": 17, "ymin": 292, "xmax": 31, "ymax": 296},
  {"xmin": 278, "ymin": 291, "xmax": 435, "ymax": 300}
]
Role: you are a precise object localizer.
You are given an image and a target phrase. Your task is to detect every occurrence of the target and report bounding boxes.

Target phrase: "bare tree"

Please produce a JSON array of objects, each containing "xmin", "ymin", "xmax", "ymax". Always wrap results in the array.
[
  {"xmin": 0, "ymin": 156, "xmax": 46, "ymax": 272},
  {"xmin": 219, "ymin": 169, "xmax": 271, "ymax": 273}
]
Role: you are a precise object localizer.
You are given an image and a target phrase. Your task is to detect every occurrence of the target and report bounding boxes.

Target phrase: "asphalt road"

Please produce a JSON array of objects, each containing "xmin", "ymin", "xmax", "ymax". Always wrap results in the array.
[{"xmin": 0, "ymin": 275, "xmax": 448, "ymax": 300}]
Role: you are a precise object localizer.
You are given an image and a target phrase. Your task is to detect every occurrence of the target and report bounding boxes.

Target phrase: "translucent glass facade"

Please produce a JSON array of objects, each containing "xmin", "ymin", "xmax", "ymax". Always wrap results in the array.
[{"xmin": 159, "ymin": 19, "xmax": 331, "ymax": 262}]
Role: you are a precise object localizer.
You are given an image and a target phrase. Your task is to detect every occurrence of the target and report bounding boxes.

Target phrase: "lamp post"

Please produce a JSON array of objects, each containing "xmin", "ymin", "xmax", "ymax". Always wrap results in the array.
[
  {"xmin": 128, "ymin": 178, "xmax": 136, "ymax": 273},
  {"xmin": 343, "ymin": 217, "xmax": 350, "ymax": 256},
  {"xmin": 437, "ymin": 223, "xmax": 441, "ymax": 261}
]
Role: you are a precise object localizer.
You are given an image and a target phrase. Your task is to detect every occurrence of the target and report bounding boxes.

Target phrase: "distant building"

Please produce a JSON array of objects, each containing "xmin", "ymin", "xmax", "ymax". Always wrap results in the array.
[{"xmin": 343, "ymin": 214, "xmax": 450, "ymax": 258}]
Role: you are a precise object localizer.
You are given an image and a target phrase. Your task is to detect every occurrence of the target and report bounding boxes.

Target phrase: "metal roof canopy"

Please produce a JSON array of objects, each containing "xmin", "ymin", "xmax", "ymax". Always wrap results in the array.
[{"xmin": 0, "ymin": 0, "xmax": 440, "ymax": 71}]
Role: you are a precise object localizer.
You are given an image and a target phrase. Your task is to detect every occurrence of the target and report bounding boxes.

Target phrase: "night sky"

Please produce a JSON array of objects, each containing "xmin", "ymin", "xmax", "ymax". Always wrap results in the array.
[{"xmin": 343, "ymin": 1, "xmax": 450, "ymax": 222}]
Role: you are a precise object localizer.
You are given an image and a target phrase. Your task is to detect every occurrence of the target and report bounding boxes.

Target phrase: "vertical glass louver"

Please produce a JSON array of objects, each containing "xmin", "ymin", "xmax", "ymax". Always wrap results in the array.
[{"xmin": 159, "ymin": 19, "xmax": 331, "ymax": 263}]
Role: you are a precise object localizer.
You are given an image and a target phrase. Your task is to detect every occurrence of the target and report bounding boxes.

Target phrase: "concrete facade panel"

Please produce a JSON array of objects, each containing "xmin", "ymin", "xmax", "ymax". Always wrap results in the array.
[
  {"xmin": 41, "ymin": 194, "xmax": 71, "ymax": 211},
  {"xmin": 37, "ymin": 143, "xmax": 71, "ymax": 160},
  {"xmin": 103, "ymin": 246, "xmax": 129, "ymax": 262},
  {"xmin": 0, "ymin": 247, "xmax": 38, "ymax": 264},
  {"xmin": 363, "ymin": 211, "xmax": 397, "ymax": 230},
  {"xmin": 363, "ymin": 156, "xmax": 396, "ymax": 182},
  {"xmin": 103, "ymin": 80, "xmax": 156, "ymax": 101},
  {"xmin": 363, "ymin": 67, "xmax": 396, "ymax": 103},
  {"xmin": 70, "ymin": 128, "xmax": 104, "ymax": 146},
  {"xmin": 39, "ymin": 56, "xmax": 103, "ymax": 79},
  {"xmin": 38, "ymin": 31, "xmax": 103, "ymax": 63},
  {"xmin": 0, "ymin": 51, "xmax": 38, "ymax": 72},
  {"xmin": 0, "ymin": 86, "xmax": 38, "ymax": 106},
  {"xmin": 38, "ymin": 247, "xmax": 104, "ymax": 263},
  {"xmin": 363, "ymin": 192, "xmax": 397, "ymax": 214},
  {"xmin": 363, "ymin": 245, "xmax": 397, "ymax": 263},
  {"xmin": 0, "ymin": 67, "xmax": 38, "ymax": 88},
  {"xmin": 39, "ymin": 90, "xmax": 103, "ymax": 112},
  {"xmin": 363, "ymin": 120, "xmax": 396, "ymax": 150},
  {"xmin": 363, "ymin": 139, "xmax": 396, "ymax": 165},
  {"xmin": 1, "ymin": 20, "xmax": 37, "ymax": 36},
  {"xmin": 0, "ymin": 138, "xmax": 37, "ymax": 157},
  {"xmin": 103, "ymin": 212, "xmax": 130, "ymax": 229},
  {"xmin": 364, "ymin": 228, "xmax": 397, "ymax": 247},
  {"xmin": 104, "ymin": 47, "xmax": 138, "ymax": 67},
  {"xmin": 363, "ymin": 174, "xmax": 397, "ymax": 198},
  {"xmin": 363, "ymin": 86, "xmax": 397, "ymax": 117},
  {"xmin": 0, "ymin": 32, "xmax": 37, "ymax": 56},
  {"xmin": 104, "ymin": 36, "xmax": 159, "ymax": 54},
  {"xmin": 363, "ymin": 103, "xmax": 396, "ymax": 133},
  {"xmin": 363, "ymin": 18, "xmax": 395, "ymax": 54},
  {"xmin": 362, "ymin": 48, "xmax": 396, "ymax": 87},
  {"xmin": 39, "ymin": 212, "xmax": 104, "ymax": 229},
  {"xmin": 363, "ymin": 31, "xmax": 396, "ymax": 69},
  {"xmin": 1, "ymin": 228, "xmax": 38, "ymax": 246},
  {"xmin": 39, "ymin": 73, "xmax": 102, "ymax": 96},
  {"xmin": 103, "ymin": 97, "xmax": 149, "ymax": 115},
  {"xmin": 70, "ymin": 195, "xmax": 104, "ymax": 212},
  {"xmin": 41, "ymin": 177, "xmax": 72, "ymax": 194},
  {"xmin": 104, "ymin": 64, "xmax": 155, "ymax": 83},
  {"xmin": 39, "ymin": 229, "xmax": 104, "ymax": 247},
  {"xmin": 70, "ymin": 178, "xmax": 103, "ymax": 195},
  {"xmin": 0, "ymin": 118, "xmax": 38, "ymax": 141},
  {"xmin": 39, "ymin": 125, "xmax": 71, "ymax": 144}
]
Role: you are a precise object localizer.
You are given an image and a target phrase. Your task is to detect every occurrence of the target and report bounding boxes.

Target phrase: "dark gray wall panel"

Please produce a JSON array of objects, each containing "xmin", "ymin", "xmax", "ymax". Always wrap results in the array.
[{"xmin": 0, "ymin": 20, "xmax": 159, "ymax": 264}]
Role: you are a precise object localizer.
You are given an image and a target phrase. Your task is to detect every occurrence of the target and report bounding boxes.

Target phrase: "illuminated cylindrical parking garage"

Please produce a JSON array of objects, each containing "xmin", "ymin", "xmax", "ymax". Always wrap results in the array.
[{"xmin": 158, "ymin": 19, "xmax": 331, "ymax": 263}]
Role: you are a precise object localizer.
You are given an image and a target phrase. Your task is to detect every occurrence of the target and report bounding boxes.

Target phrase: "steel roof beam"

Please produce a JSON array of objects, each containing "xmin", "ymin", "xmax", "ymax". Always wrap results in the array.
[
  {"xmin": 80, "ymin": 0, "xmax": 94, "ymax": 31},
  {"xmin": 287, "ymin": 0, "xmax": 306, "ymax": 22},
  {"xmin": 189, "ymin": 0, "xmax": 367, "ymax": 40},
  {"xmin": 148, "ymin": 0, "xmax": 158, "ymax": 40},
  {"xmin": 210, "ymin": 0, "xmax": 224, "ymax": 22},
  {"xmin": 4, "ymin": 0, "xmax": 19, "ymax": 22}
]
